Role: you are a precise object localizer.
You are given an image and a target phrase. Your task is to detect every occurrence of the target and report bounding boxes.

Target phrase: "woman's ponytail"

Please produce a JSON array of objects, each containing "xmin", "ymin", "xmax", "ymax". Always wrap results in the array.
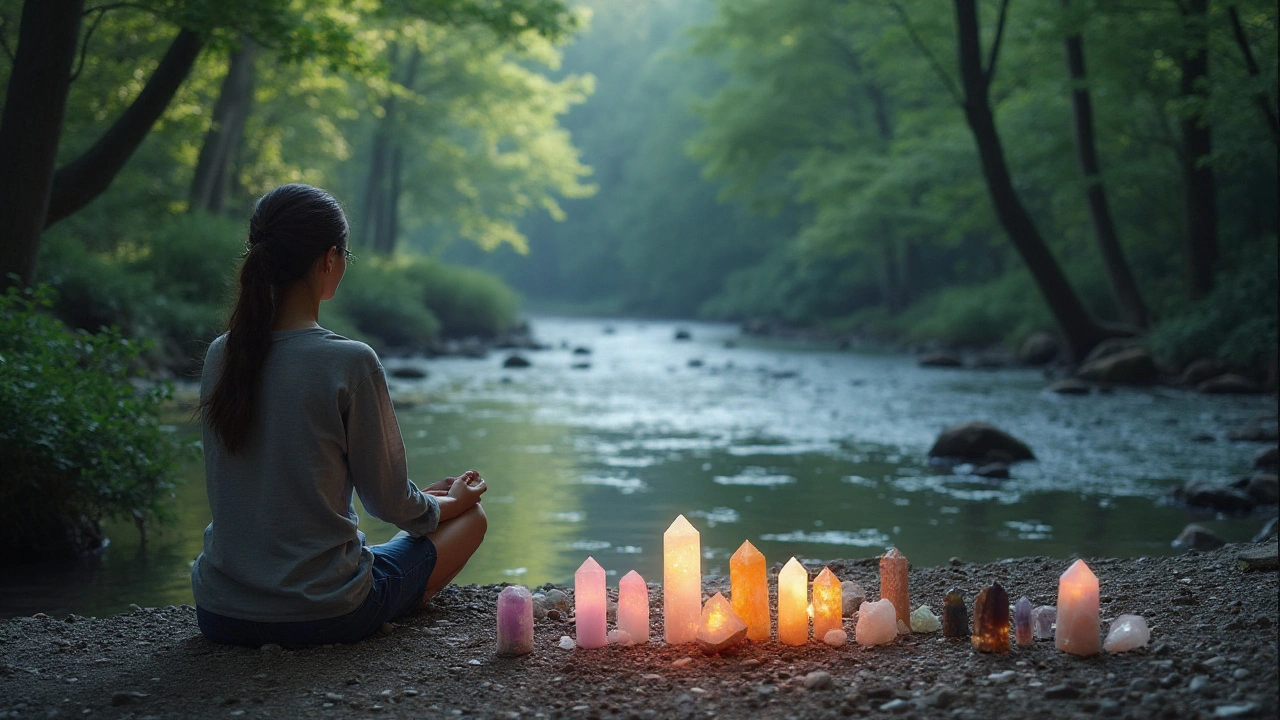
[{"xmin": 201, "ymin": 184, "xmax": 349, "ymax": 453}]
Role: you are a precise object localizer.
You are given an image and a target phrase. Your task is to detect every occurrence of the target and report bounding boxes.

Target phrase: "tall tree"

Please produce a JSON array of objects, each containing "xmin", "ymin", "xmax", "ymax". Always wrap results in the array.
[
  {"xmin": 1178, "ymin": 0, "xmax": 1217, "ymax": 299},
  {"xmin": 950, "ymin": 0, "xmax": 1111, "ymax": 358},
  {"xmin": 189, "ymin": 37, "xmax": 257, "ymax": 215},
  {"xmin": 1061, "ymin": 0, "xmax": 1149, "ymax": 328},
  {"xmin": 1226, "ymin": 5, "xmax": 1279, "ymax": 145}
]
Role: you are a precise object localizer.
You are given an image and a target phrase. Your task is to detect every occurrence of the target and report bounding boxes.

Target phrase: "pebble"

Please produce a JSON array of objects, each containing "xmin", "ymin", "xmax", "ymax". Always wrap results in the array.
[
  {"xmin": 110, "ymin": 691, "xmax": 148, "ymax": 706},
  {"xmin": 1214, "ymin": 703, "xmax": 1259, "ymax": 718},
  {"xmin": 740, "ymin": 659, "xmax": 760, "ymax": 667},
  {"xmin": 879, "ymin": 699, "xmax": 909, "ymax": 712},
  {"xmin": 467, "ymin": 659, "xmax": 481, "ymax": 666},
  {"xmin": 557, "ymin": 636, "xmax": 576, "ymax": 650},
  {"xmin": 546, "ymin": 610, "xmax": 562, "ymax": 622},
  {"xmin": 260, "ymin": 643, "xmax": 283, "ymax": 654},
  {"xmin": 988, "ymin": 671, "xmax": 1017, "ymax": 685},
  {"xmin": 672, "ymin": 657, "xmax": 693, "ymax": 668},
  {"xmin": 1231, "ymin": 668, "xmax": 1251, "ymax": 680},
  {"xmin": 803, "ymin": 671, "xmax": 833, "ymax": 690},
  {"xmin": 324, "ymin": 693, "xmax": 344, "ymax": 702},
  {"xmin": 1189, "ymin": 675, "xmax": 1211, "ymax": 695},
  {"xmin": 1044, "ymin": 684, "xmax": 1079, "ymax": 700}
]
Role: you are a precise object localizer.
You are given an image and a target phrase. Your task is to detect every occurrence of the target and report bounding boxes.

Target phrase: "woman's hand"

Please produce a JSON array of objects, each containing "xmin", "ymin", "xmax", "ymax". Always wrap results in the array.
[
  {"xmin": 424, "ymin": 476, "xmax": 456, "ymax": 497},
  {"xmin": 436, "ymin": 471, "xmax": 486, "ymax": 522}
]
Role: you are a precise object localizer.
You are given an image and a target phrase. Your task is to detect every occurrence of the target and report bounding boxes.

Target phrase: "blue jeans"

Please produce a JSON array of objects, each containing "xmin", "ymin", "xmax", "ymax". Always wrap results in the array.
[{"xmin": 196, "ymin": 533, "xmax": 437, "ymax": 648}]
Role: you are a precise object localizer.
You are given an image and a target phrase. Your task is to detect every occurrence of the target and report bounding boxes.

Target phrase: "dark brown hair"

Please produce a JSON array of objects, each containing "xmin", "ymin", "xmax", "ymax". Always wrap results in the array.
[{"xmin": 202, "ymin": 184, "xmax": 349, "ymax": 453}]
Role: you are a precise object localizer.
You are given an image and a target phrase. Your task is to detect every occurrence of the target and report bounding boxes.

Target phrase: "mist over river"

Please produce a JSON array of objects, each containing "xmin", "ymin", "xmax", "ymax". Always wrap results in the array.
[{"xmin": 3, "ymin": 317, "xmax": 1273, "ymax": 618}]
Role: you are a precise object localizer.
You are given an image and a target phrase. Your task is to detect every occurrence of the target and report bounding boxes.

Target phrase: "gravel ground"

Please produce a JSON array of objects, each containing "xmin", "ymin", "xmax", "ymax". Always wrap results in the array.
[{"xmin": 1, "ymin": 543, "xmax": 1275, "ymax": 720}]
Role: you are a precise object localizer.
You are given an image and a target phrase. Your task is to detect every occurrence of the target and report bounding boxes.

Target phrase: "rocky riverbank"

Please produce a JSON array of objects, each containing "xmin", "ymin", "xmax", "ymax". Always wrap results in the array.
[{"xmin": 1, "ymin": 544, "xmax": 1276, "ymax": 720}]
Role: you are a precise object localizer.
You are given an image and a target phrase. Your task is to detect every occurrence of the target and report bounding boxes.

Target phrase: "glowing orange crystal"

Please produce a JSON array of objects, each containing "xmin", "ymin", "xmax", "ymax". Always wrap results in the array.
[{"xmin": 730, "ymin": 540, "xmax": 770, "ymax": 642}]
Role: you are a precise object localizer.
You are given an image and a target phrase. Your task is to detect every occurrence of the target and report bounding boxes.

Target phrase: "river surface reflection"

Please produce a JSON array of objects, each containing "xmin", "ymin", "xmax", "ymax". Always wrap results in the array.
[{"xmin": 2, "ymin": 316, "xmax": 1273, "ymax": 617}]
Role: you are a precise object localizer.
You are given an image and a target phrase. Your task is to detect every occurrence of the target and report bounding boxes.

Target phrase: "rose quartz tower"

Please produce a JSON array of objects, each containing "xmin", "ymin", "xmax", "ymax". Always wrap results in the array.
[
  {"xmin": 618, "ymin": 570, "xmax": 650, "ymax": 644},
  {"xmin": 730, "ymin": 540, "xmax": 770, "ymax": 641},
  {"xmin": 663, "ymin": 515, "xmax": 701, "ymax": 644},
  {"xmin": 574, "ymin": 557, "xmax": 607, "ymax": 649},
  {"xmin": 1055, "ymin": 559, "xmax": 1101, "ymax": 656},
  {"xmin": 879, "ymin": 548, "xmax": 910, "ymax": 628}
]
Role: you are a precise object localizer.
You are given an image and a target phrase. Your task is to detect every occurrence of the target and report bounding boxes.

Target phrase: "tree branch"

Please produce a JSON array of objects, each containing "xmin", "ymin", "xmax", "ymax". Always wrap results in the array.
[
  {"xmin": 1226, "ymin": 4, "xmax": 1279, "ymax": 145},
  {"xmin": 0, "ymin": 14, "xmax": 14, "ymax": 62},
  {"xmin": 985, "ymin": 0, "xmax": 1011, "ymax": 85},
  {"xmin": 884, "ymin": 0, "xmax": 963, "ymax": 106},
  {"xmin": 70, "ymin": 6, "xmax": 109, "ymax": 81}
]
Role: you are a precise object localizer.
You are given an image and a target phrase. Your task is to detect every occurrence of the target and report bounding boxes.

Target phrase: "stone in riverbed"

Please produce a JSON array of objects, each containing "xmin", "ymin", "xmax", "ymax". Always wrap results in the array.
[
  {"xmin": 1254, "ymin": 446, "xmax": 1279, "ymax": 472},
  {"xmin": 1237, "ymin": 543, "xmax": 1278, "ymax": 572},
  {"xmin": 1047, "ymin": 378, "xmax": 1091, "ymax": 395},
  {"xmin": 1014, "ymin": 597, "xmax": 1033, "ymax": 646},
  {"xmin": 502, "ymin": 355, "xmax": 532, "ymax": 369},
  {"xmin": 854, "ymin": 599, "xmax": 898, "ymax": 646},
  {"xmin": 909, "ymin": 605, "xmax": 940, "ymax": 633},
  {"xmin": 1076, "ymin": 344, "xmax": 1157, "ymax": 384},
  {"xmin": 942, "ymin": 589, "xmax": 969, "ymax": 639},
  {"xmin": 1197, "ymin": 374, "xmax": 1262, "ymax": 394},
  {"xmin": 1245, "ymin": 473, "xmax": 1278, "ymax": 504},
  {"xmin": 1173, "ymin": 523, "xmax": 1226, "ymax": 552},
  {"xmin": 1019, "ymin": 331, "xmax": 1060, "ymax": 366},
  {"xmin": 971, "ymin": 582, "xmax": 1010, "ymax": 653},
  {"xmin": 928, "ymin": 422, "xmax": 1035, "ymax": 462},
  {"xmin": 1104, "ymin": 614, "xmax": 1150, "ymax": 653},
  {"xmin": 822, "ymin": 629, "xmax": 847, "ymax": 647},
  {"xmin": 841, "ymin": 581, "xmax": 866, "ymax": 617},
  {"xmin": 974, "ymin": 462, "xmax": 1010, "ymax": 479},
  {"xmin": 919, "ymin": 350, "xmax": 963, "ymax": 368},
  {"xmin": 1174, "ymin": 482, "xmax": 1256, "ymax": 514},
  {"xmin": 1032, "ymin": 605, "xmax": 1057, "ymax": 640},
  {"xmin": 1179, "ymin": 358, "xmax": 1225, "ymax": 387}
]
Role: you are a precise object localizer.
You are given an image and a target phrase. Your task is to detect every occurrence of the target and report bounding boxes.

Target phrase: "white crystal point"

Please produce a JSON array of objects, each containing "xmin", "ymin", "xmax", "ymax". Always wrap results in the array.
[
  {"xmin": 576, "ymin": 556, "xmax": 605, "ymax": 577},
  {"xmin": 822, "ymin": 628, "xmax": 847, "ymax": 647},
  {"xmin": 665, "ymin": 514, "xmax": 699, "ymax": 538},
  {"xmin": 607, "ymin": 629, "xmax": 635, "ymax": 646},
  {"xmin": 1104, "ymin": 614, "xmax": 1149, "ymax": 653},
  {"xmin": 557, "ymin": 635, "xmax": 576, "ymax": 650},
  {"xmin": 855, "ymin": 598, "xmax": 898, "ymax": 646},
  {"xmin": 1032, "ymin": 605, "xmax": 1057, "ymax": 640},
  {"xmin": 910, "ymin": 605, "xmax": 941, "ymax": 633}
]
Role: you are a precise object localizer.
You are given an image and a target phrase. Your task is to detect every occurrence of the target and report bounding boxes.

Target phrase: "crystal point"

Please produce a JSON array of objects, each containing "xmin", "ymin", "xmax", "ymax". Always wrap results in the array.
[
  {"xmin": 778, "ymin": 558, "xmax": 809, "ymax": 646},
  {"xmin": 730, "ymin": 540, "xmax": 770, "ymax": 641},
  {"xmin": 1014, "ymin": 596, "xmax": 1033, "ymax": 646},
  {"xmin": 574, "ymin": 557, "xmax": 608, "ymax": 649},
  {"xmin": 879, "ymin": 547, "xmax": 910, "ymax": 627},
  {"xmin": 1104, "ymin": 614, "xmax": 1149, "ymax": 653},
  {"xmin": 663, "ymin": 515, "xmax": 701, "ymax": 645},
  {"xmin": 942, "ymin": 588, "xmax": 969, "ymax": 639},
  {"xmin": 1056, "ymin": 559, "xmax": 1101, "ymax": 656},
  {"xmin": 618, "ymin": 570, "xmax": 649, "ymax": 644},
  {"xmin": 854, "ymin": 598, "xmax": 898, "ymax": 646},
  {"xmin": 697, "ymin": 593, "xmax": 748, "ymax": 654},
  {"xmin": 812, "ymin": 568, "xmax": 843, "ymax": 642},
  {"xmin": 972, "ymin": 581, "xmax": 1010, "ymax": 653},
  {"xmin": 496, "ymin": 585, "xmax": 534, "ymax": 656}
]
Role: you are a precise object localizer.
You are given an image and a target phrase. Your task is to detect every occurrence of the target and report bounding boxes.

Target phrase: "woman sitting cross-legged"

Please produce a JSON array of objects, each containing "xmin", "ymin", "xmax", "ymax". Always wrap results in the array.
[{"xmin": 192, "ymin": 183, "xmax": 487, "ymax": 647}]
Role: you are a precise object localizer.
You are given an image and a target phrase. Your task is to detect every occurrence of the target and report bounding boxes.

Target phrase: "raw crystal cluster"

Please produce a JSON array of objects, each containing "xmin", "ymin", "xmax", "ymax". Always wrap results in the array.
[
  {"xmin": 1014, "ymin": 596, "xmax": 1034, "ymax": 646},
  {"xmin": 879, "ymin": 548, "xmax": 911, "ymax": 627},
  {"xmin": 1032, "ymin": 605, "xmax": 1057, "ymax": 640},
  {"xmin": 971, "ymin": 581, "xmax": 1010, "ymax": 653},
  {"xmin": 942, "ymin": 588, "xmax": 969, "ymax": 639},
  {"xmin": 1103, "ymin": 614, "xmax": 1150, "ymax": 653},
  {"xmin": 910, "ymin": 605, "xmax": 941, "ymax": 633},
  {"xmin": 855, "ymin": 598, "xmax": 898, "ymax": 646}
]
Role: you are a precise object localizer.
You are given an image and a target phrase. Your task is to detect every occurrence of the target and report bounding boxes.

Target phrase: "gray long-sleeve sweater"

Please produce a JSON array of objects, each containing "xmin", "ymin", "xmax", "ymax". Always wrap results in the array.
[{"xmin": 191, "ymin": 326, "xmax": 439, "ymax": 622}]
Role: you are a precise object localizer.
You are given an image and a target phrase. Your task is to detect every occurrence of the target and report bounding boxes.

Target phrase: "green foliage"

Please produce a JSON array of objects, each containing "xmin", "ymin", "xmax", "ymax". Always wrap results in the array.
[
  {"xmin": 408, "ymin": 257, "xmax": 520, "ymax": 338},
  {"xmin": 1147, "ymin": 242, "xmax": 1280, "ymax": 372},
  {"xmin": 0, "ymin": 285, "xmax": 192, "ymax": 560}
]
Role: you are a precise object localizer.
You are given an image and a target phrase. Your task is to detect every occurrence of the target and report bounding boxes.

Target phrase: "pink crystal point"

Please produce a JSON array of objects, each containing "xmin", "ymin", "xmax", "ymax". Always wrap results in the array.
[
  {"xmin": 496, "ymin": 585, "xmax": 534, "ymax": 656},
  {"xmin": 1055, "ymin": 559, "xmax": 1101, "ymax": 656},
  {"xmin": 618, "ymin": 570, "xmax": 650, "ymax": 644},
  {"xmin": 575, "ymin": 556, "xmax": 608, "ymax": 649}
]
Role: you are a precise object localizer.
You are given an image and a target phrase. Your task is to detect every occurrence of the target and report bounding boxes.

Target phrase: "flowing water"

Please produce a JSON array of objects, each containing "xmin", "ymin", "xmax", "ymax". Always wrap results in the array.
[{"xmin": 2, "ymin": 316, "xmax": 1274, "ymax": 618}]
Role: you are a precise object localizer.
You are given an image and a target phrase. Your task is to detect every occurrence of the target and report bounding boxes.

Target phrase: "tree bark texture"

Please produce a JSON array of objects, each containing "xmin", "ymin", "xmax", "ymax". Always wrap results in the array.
[
  {"xmin": 0, "ymin": 0, "xmax": 85, "ymax": 287},
  {"xmin": 361, "ymin": 45, "xmax": 422, "ymax": 254},
  {"xmin": 1226, "ymin": 5, "xmax": 1278, "ymax": 146},
  {"xmin": 189, "ymin": 38, "xmax": 257, "ymax": 215},
  {"xmin": 954, "ymin": 0, "xmax": 1109, "ymax": 359},
  {"xmin": 1179, "ymin": 0, "xmax": 1217, "ymax": 300},
  {"xmin": 1062, "ymin": 12, "xmax": 1149, "ymax": 328},
  {"xmin": 45, "ymin": 28, "xmax": 205, "ymax": 228}
]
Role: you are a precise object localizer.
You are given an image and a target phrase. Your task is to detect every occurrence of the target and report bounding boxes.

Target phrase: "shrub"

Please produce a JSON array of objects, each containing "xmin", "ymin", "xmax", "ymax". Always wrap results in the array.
[
  {"xmin": 0, "ymin": 285, "xmax": 193, "ymax": 562},
  {"xmin": 403, "ymin": 256, "xmax": 520, "ymax": 338},
  {"xmin": 330, "ymin": 258, "xmax": 443, "ymax": 351}
]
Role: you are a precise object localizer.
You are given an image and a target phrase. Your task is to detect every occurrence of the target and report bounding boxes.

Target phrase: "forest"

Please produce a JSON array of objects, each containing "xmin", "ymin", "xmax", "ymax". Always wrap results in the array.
[{"xmin": 0, "ymin": 0, "xmax": 1277, "ymax": 559}]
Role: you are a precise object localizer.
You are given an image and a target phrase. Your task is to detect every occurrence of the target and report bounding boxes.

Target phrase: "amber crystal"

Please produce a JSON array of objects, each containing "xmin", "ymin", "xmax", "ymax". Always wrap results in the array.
[
  {"xmin": 879, "ymin": 548, "xmax": 910, "ymax": 627},
  {"xmin": 942, "ymin": 588, "xmax": 969, "ymax": 639},
  {"xmin": 971, "ymin": 582, "xmax": 1011, "ymax": 653}
]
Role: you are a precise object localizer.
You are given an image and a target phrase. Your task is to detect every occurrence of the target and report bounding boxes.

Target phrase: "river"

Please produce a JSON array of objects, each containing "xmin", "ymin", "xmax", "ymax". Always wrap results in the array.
[{"xmin": 2, "ymin": 316, "xmax": 1273, "ymax": 618}]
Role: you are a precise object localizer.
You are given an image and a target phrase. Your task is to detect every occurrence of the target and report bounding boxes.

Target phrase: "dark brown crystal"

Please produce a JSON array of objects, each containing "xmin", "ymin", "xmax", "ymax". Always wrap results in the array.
[
  {"xmin": 942, "ymin": 588, "xmax": 969, "ymax": 639},
  {"xmin": 972, "ymin": 581, "xmax": 1010, "ymax": 653}
]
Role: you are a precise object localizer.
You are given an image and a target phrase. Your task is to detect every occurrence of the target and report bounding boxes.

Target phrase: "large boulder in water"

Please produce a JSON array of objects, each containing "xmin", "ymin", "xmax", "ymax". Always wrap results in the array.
[
  {"xmin": 919, "ymin": 350, "xmax": 963, "ymax": 368},
  {"xmin": 1019, "ymin": 331, "xmax": 1060, "ymax": 366},
  {"xmin": 1179, "ymin": 358, "xmax": 1225, "ymax": 387},
  {"xmin": 928, "ymin": 422, "xmax": 1035, "ymax": 462},
  {"xmin": 1254, "ymin": 446, "xmax": 1278, "ymax": 473},
  {"xmin": 1076, "ymin": 346, "xmax": 1158, "ymax": 385},
  {"xmin": 1173, "ymin": 524, "xmax": 1225, "ymax": 552},
  {"xmin": 1174, "ymin": 481, "xmax": 1256, "ymax": 514}
]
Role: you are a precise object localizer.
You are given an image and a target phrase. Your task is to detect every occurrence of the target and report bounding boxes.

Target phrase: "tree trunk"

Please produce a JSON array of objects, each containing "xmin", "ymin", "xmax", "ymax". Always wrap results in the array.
[
  {"xmin": 362, "ymin": 44, "xmax": 422, "ymax": 254},
  {"xmin": 45, "ymin": 28, "xmax": 205, "ymax": 228},
  {"xmin": 1227, "ymin": 5, "xmax": 1279, "ymax": 146},
  {"xmin": 954, "ymin": 0, "xmax": 1110, "ymax": 359},
  {"xmin": 1062, "ymin": 6, "xmax": 1149, "ymax": 328},
  {"xmin": 189, "ymin": 37, "xmax": 256, "ymax": 215},
  {"xmin": 0, "ymin": 0, "xmax": 85, "ymax": 288},
  {"xmin": 1179, "ymin": 0, "xmax": 1217, "ymax": 300}
]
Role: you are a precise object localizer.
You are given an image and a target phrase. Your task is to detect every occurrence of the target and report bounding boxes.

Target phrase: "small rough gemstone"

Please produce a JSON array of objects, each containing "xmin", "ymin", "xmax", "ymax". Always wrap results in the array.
[
  {"xmin": 607, "ymin": 629, "xmax": 635, "ymax": 646},
  {"xmin": 823, "ymin": 628, "xmax": 847, "ymax": 647},
  {"xmin": 1032, "ymin": 605, "xmax": 1057, "ymax": 640},
  {"xmin": 972, "ymin": 581, "xmax": 1010, "ymax": 653},
  {"xmin": 855, "ymin": 598, "xmax": 898, "ymax": 646},
  {"xmin": 910, "ymin": 605, "xmax": 941, "ymax": 633},
  {"xmin": 942, "ymin": 588, "xmax": 969, "ymax": 639},
  {"xmin": 896, "ymin": 619, "xmax": 910, "ymax": 635},
  {"xmin": 557, "ymin": 635, "xmax": 576, "ymax": 650},
  {"xmin": 841, "ymin": 581, "xmax": 866, "ymax": 617},
  {"xmin": 879, "ymin": 548, "xmax": 910, "ymax": 627},
  {"xmin": 1104, "ymin": 614, "xmax": 1150, "ymax": 653},
  {"xmin": 1014, "ymin": 597, "xmax": 1033, "ymax": 646},
  {"xmin": 697, "ymin": 593, "xmax": 749, "ymax": 655}
]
